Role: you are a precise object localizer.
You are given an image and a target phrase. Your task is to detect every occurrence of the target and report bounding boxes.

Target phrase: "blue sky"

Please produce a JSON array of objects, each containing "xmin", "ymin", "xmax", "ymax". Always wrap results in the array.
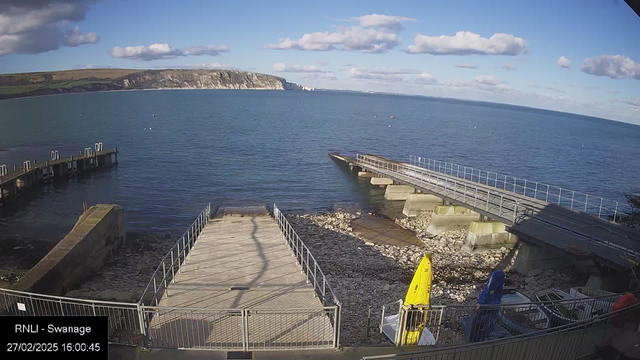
[{"xmin": 1, "ymin": 0, "xmax": 640, "ymax": 124}]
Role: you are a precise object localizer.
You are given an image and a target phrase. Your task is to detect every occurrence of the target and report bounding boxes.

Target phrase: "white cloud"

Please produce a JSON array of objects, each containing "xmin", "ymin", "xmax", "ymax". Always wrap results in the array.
[
  {"xmin": 415, "ymin": 73, "xmax": 437, "ymax": 84},
  {"xmin": 349, "ymin": 67, "xmax": 404, "ymax": 81},
  {"xmin": 0, "ymin": 1, "xmax": 98, "ymax": 56},
  {"xmin": 301, "ymin": 73, "xmax": 338, "ymax": 80},
  {"xmin": 500, "ymin": 63, "xmax": 517, "ymax": 71},
  {"xmin": 191, "ymin": 62, "xmax": 232, "ymax": 69},
  {"xmin": 544, "ymin": 86, "xmax": 565, "ymax": 94},
  {"xmin": 348, "ymin": 66, "xmax": 436, "ymax": 84},
  {"xmin": 617, "ymin": 97, "xmax": 640, "ymax": 106},
  {"xmin": 581, "ymin": 55, "xmax": 640, "ymax": 79},
  {"xmin": 455, "ymin": 63, "xmax": 478, "ymax": 69},
  {"xmin": 474, "ymin": 75, "xmax": 504, "ymax": 86},
  {"xmin": 265, "ymin": 27, "xmax": 400, "ymax": 53},
  {"xmin": 272, "ymin": 63, "xmax": 331, "ymax": 73},
  {"xmin": 557, "ymin": 56, "xmax": 571, "ymax": 69},
  {"xmin": 265, "ymin": 14, "xmax": 414, "ymax": 53},
  {"xmin": 110, "ymin": 43, "xmax": 229, "ymax": 61},
  {"xmin": 353, "ymin": 14, "xmax": 417, "ymax": 32},
  {"xmin": 61, "ymin": 26, "xmax": 97, "ymax": 47},
  {"xmin": 407, "ymin": 31, "xmax": 528, "ymax": 56},
  {"xmin": 183, "ymin": 45, "xmax": 229, "ymax": 56}
]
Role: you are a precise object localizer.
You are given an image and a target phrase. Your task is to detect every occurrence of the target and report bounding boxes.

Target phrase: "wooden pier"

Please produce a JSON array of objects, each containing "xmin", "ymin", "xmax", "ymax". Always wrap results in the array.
[{"xmin": 0, "ymin": 143, "xmax": 118, "ymax": 206}]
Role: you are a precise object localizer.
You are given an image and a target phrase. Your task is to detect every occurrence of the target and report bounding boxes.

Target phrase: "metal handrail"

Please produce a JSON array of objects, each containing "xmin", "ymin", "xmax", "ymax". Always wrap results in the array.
[
  {"xmin": 273, "ymin": 204, "xmax": 341, "ymax": 307},
  {"xmin": 368, "ymin": 300, "xmax": 640, "ymax": 359},
  {"xmin": 273, "ymin": 203, "xmax": 342, "ymax": 348},
  {"xmin": 409, "ymin": 155, "xmax": 631, "ymax": 222},
  {"xmin": 0, "ymin": 287, "xmax": 139, "ymax": 306},
  {"xmin": 357, "ymin": 154, "xmax": 640, "ymax": 264},
  {"xmin": 139, "ymin": 203, "xmax": 212, "ymax": 306}
]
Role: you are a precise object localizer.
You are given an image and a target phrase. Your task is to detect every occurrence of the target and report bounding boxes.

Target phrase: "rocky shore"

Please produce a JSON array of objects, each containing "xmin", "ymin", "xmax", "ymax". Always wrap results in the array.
[
  {"xmin": 65, "ymin": 232, "xmax": 178, "ymax": 302},
  {"xmin": 288, "ymin": 210, "xmax": 583, "ymax": 346}
]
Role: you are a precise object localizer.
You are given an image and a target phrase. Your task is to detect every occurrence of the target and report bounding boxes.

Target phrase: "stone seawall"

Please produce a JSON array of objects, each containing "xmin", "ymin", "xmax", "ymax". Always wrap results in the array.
[{"xmin": 12, "ymin": 204, "xmax": 125, "ymax": 295}]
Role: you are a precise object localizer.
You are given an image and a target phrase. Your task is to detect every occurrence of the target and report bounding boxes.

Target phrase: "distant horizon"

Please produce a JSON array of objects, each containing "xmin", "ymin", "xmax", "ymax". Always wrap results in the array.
[
  {"xmin": 1, "ymin": 1, "xmax": 638, "ymax": 124},
  {"xmin": 2, "ymin": 66, "xmax": 637, "ymax": 127}
]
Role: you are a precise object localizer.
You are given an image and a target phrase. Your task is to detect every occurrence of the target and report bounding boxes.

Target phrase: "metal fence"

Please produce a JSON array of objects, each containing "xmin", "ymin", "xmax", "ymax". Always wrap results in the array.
[
  {"xmin": 409, "ymin": 155, "xmax": 631, "ymax": 222},
  {"xmin": 0, "ymin": 287, "xmax": 143, "ymax": 345},
  {"xmin": 357, "ymin": 154, "xmax": 640, "ymax": 267},
  {"xmin": 139, "ymin": 204, "xmax": 212, "ymax": 306},
  {"xmin": 273, "ymin": 203, "xmax": 342, "ymax": 348},
  {"xmin": 380, "ymin": 290, "xmax": 627, "ymax": 350},
  {"xmin": 367, "ymin": 300, "xmax": 640, "ymax": 360}
]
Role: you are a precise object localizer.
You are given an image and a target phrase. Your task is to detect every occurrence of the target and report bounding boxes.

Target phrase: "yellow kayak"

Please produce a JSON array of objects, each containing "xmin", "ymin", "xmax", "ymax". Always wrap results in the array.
[{"xmin": 402, "ymin": 253, "xmax": 433, "ymax": 345}]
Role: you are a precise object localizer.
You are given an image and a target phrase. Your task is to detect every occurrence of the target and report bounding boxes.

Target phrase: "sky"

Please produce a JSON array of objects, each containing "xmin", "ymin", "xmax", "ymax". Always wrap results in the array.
[{"xmin": 1, "ymin": 0, "xmax": 640, "ymax": 124}]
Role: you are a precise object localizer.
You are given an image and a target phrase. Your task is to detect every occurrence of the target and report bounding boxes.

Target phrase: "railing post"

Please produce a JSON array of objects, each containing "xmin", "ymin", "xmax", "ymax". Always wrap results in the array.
[
  {"xmin": 500, "ymin": 196, "xmax": 504, "ymax": 216},
  {"xmin": 137, "ymin": 303, "xmax": 146, "ymax": 339},
  {"xmin": 170, "ymin": 251, "xmax": 175, "ymax": 282},
  {"xmin": 153, "ymin": 278, "xmax": 158, "ymax": 306},
  {"xmin": 513, "ymin": 201, "xmax": 519, "ymax": 223},
  {"xmin": 177, "ymin": 242, "xmax": 181, "ymax": 273},
  {"xmin": 534, "ymin": 182, "xmax": 538, "ymax": 199},
  {"xmin": 242, "ymin": 309, "xmax": 249, "ymax": 352},
  {"xmin": 613, "ymin": 202, "xmax": 619, "ymax": 222},
  {"xmin": 571, "ymin": 191, "xmax": 575, "ymax": 209},
  {"xmin": 546, "ymin": 185, "xmax": 550, "ymax": 202},
  {"xmin": 59, "ymin": 298, "xmax": 64, "ymax": 316},
  {"xmin": 474, "ymin": 187, "xmax": 478, "ymax": 208},
  {"xmin": 162, "ymin": 262, "xmax": 168, "ymax": 296},
  {"xmin": 523, "ymin": 180, "xmax": 527, "ymax": 196},
  {"xmin": 182, "ymin": 235, "xmax": 187, "ymax": 265},
  {"xmin": 598, "ymin": 198, "xmax": 603, "ymax": 218},
  {"xmin": 585, "ymin": 194, "xmax": 589, "ymax": 211},
  {"xmin": 559, "ymin": 188, "xmax": 562, "ymax": 205}
]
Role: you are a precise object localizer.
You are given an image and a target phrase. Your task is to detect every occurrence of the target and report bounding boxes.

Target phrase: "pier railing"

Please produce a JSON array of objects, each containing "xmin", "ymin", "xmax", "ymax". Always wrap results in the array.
[
  {"xmin": 0, "ymin": 287, "xmax": 143, "ymax": 345},
  {"xmin": 369, "ymin": 296, "xmax": 640, "ymax": 360},
  {"xmin": 409, "ymin": 155, "xmax": 631, "ymax": 222},
  {"xmin": 379, "ymin": 290, "xmax": 627, "ymax": 348},
  {"xmin": 273, "ymin": 203, "xmax": 342, "ymax": 348},
  {"xmin": 139, "ymin": 203, "xmax": 212, "ymax": 306}
]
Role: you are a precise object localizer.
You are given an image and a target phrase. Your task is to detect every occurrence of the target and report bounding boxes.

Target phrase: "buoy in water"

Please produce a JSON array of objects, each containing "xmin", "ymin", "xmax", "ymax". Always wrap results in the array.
[
  {"xmin": 152, "ymin": 113, "xmax": 156, "ymax": 117},
  {"xmin": 390, "ymin": 115, "xmax": 395, "ymax": 119}
]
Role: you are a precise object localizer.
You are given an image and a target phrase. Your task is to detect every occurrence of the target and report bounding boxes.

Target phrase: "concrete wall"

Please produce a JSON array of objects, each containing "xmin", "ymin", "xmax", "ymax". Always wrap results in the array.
[
  {"xmin": 426, "ymin": 205, "xmax": 480, "ymax": 235},
  {"xmin": 384, "ymin": 185, "xmax": 415, "ymax": 200},
  {"xmin": 464, "ymin": 221, "xmax": 518, "ymax": 253},
  {"xmin": 513, "ymin": 243, "xmax": 569, "ymax": 275},
  {"xmin": 402, "ymin": 194, "xmax": 442, "ymax": 217},
  {"xmin": 12, "ymin": 204, "xmax": 126, "ymax": 295}
]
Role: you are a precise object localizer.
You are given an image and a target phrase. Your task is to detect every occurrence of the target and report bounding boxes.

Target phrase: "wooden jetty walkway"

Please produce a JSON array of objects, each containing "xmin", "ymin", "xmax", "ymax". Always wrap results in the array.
[
  {"xmin": 144, "ymin": 205, "xmax": 338, "ymax": 351},
  {"xmin": 0, "ymin": 143, "xmax": 117, "ymax": 206}
]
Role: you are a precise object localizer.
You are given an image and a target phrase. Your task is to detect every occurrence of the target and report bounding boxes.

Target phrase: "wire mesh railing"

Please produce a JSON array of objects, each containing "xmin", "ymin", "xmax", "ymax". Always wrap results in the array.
[
  {"xmin": 357, "ymin": 153, "xmax": 640, "ymax": 266},
  {"xmin": 409, "ymin": 155, "xmax": 631, "ymax": 222},
  {"xmin": 368, "ymin": 298, "xmax": 640, "ymax": 360},
  {"xmin": 273, "ymin": 203, "xmax": 342, "ymax": 348},
  {"xmin": 0, "ymin": 287, "xmax": 144, "ymax": 345},
  {"xmin": 379, "ymin": 290, "xmax": 627, "ymax": 350},
  {"xmin": 139, "ymin": 203, "xmax": 211, "ymax": 306}
]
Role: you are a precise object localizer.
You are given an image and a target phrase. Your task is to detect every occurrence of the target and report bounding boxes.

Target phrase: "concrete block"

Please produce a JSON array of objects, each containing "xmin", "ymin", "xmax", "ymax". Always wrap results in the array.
[
  {"xmin": 384, "ymin": 185, "xmax": 415, "ymax": 200},
  {"xmin": 358, "ymin": 171, "xmax": 376, "ymax": 178},
  {"xmin": 426, "ymin": 206, "xmax": 480, "ymax": 235},
  {"xmin": 466, "ymin": 221, "xmax": 518, "ymax": 248},
  {"xmin": 585, "ymin": 275, "xmax": 628, "ymax": 293},
  {"xmin": 402, "ymin": 194, "xmax": 442, "ymax": 217},
  {"xmin": 513, "ymin": 243, "xmax": 569, "ymax": 275},
  {"xmin": 370, "ymin": 177, "xmax": 394, "ymax": 186},
  {"xmin": 12, "ymin": 204, "xmax": 125, "ymax": 295}
]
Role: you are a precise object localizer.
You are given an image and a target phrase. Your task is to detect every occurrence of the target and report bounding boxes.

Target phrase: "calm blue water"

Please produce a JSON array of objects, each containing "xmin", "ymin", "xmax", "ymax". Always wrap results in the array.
[{"xmin": 1, "ymin": 90, "xmax": 639, "ymax": 242}]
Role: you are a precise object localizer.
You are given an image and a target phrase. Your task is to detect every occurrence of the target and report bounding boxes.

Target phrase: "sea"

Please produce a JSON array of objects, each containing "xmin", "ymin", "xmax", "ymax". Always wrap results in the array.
[{"xmin": 1, "ymin": 89, "xmax": 639, "ymax": 243}]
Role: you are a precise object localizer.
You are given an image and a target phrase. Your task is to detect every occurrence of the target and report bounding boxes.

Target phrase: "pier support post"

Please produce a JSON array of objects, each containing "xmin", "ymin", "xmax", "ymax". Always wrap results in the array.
[
  {"xmin": 426, "ymin": 205, "xmax": 480, "ymax": 235},
  {"xmin": 384, "ymin": 185, "xmax": 415, "ymax": 200},
  {"xmin": 402, "ymin": 194, "xmax": 442, "ymax": 217}
]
